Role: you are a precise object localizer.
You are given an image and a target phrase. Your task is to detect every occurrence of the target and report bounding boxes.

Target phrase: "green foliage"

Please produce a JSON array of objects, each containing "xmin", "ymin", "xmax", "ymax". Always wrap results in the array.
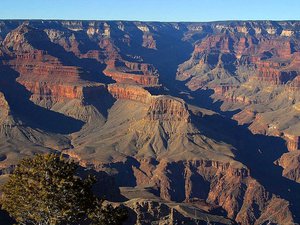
[
  {"xmin": 88, "ymin": 200, "xmax": 128, "ymax": 225},
  {"xmin": 1, "ymin": 154, "xmax": 97, "ymax": 225}
]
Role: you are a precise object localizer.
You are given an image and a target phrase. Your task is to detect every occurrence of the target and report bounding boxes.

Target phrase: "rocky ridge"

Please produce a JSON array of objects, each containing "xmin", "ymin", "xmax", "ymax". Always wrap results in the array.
[{"xmin": 0, "ymin": 20, "xmax": 299, "ymax": 224}]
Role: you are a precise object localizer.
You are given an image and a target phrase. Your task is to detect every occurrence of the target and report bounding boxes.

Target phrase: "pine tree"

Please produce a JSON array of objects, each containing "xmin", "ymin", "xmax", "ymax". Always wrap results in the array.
[{"xmin": 1, "ymin": 153, "xmax": 96, "ymax": 225}]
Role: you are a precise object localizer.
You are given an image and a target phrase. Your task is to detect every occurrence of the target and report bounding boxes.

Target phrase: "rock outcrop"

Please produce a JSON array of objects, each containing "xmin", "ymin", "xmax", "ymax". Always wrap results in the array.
[
  {"xmin": 108, "ymin": 83, "xmax": 152, "ymax": 103},
  {"xmin": 0, "ymin": 92, "xmax": 10, "ymax": 122},
  {"xmin": 276, "ymin": 151, "xmax": 300, "ymax": 183},
  {"xmin": 104, "ymin": 60, "xmax": 159, "ymax": 86},
  {"xmin": 0, "ymin": 20, "xmax": 300, "ymax": 225},
  {"xmin": 147, "ymin": 96, "xmax": 190, "ymax": 122},
  {"xmin": 284, "ymin": 133, "xmax": 300, "ymax": 151},
  {"xmin": 177, "ymin": 21, "xmax": 300, "ymax": 155},
  {"xmin": 123, "ymin": 198, "xmax": 235, "ymax": 225}
]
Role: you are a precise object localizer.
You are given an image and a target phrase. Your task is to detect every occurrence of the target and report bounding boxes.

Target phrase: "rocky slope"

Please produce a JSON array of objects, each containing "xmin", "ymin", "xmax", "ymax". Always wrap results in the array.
[
  {"xmin": 176, "ymin": 21, "xmax": 300, "ymax": 193},
  {"xmin": 177, "ymin": 21, "xmax": 300, "ymax": 151},
  {"xmin": 0, "ymin": 20, "xmax": 299, "ymax": 224}
]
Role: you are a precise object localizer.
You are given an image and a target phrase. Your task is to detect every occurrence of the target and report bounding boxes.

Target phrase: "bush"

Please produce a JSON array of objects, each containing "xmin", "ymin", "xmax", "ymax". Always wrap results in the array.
[{"xmin": 0, "ymin": 153, "xmax": 127, "ymax": 225}]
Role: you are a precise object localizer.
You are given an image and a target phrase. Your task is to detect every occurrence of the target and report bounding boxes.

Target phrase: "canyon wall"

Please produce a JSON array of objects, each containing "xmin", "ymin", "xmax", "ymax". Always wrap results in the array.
[{"xmin": 0, "ymin": 20, "xmax": 300, "ymax": 224}]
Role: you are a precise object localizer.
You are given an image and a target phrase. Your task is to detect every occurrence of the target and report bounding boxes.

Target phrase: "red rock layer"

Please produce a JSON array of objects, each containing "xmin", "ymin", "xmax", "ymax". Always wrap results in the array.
[
  {"xmin": 6, "ymin": 50, "xmax": 81, "ymax": 83},
  {"xmin": 0, "ymin": 21, "xmax": 299, "ymax": 225},
  {"xmin": 253, "ymin": 60, "xmax": 298, "ymax": 85},
  {"xmin": 213, "ymin": 86, "xmax": 253, "ymax": 105},
  {"xmin": 194, "ymin": 34, "xmax": 232, "ymax": 54},
  {"xmin": 257, "ymin": 39, "xmax": 293, "ymax": 59},
  {"xmin": 107, "ymin": 83, "xmax": 152, "ymax": 104},
  {"xmin": 108, "ymin": 84, "xmax": 190, "ymax": 122},
  {"xmin": 68, "ymin": 155, "xmax": 294, "ymax": 224},
  {"xmin": 151, "ymin": 160, "xmax": 248, "ymax": 202},
  {"xmin": 104, "ymin": 60, "xmax": 159, "ymax": 86},
  {"xmin": 213, "ymin": 85, "xmax": 237, "ymax": 96},
  {"xmin": 147, "ymin": 96, "xmax": 190, "ymax": 122},
  {"xmin": 19, "ymin": 80, "xmax": 105, "ymax": 102},
  {"xmin": 284, "ymin": 133, "xmax": 300, "ymax": 151},
  {"xmin": 1, "ymin": 24, "xmax": 105, "ymax": 108},
  {"xmin": 150, "ymin": 160, "xmax": 292, "ymax": 224},
  {"xmin": 179, "ymin": 34, "xmax": 300, "ymax": 87}
]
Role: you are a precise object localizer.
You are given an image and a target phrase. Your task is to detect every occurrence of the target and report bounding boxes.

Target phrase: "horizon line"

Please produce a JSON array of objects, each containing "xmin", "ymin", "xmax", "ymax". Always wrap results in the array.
[{"xmin": 1, "ymin": 18, "xmax": 300, "ymax": 23}]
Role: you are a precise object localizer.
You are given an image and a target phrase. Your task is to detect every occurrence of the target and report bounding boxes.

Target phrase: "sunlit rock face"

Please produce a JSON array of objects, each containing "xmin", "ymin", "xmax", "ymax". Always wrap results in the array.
[
  {"xmin": 177, "ymin": 21, "xmax": 300, "ymax": 150},
  {"xmin": 0, "ymin": 20, "xmax": 300, "ymax": 225}
]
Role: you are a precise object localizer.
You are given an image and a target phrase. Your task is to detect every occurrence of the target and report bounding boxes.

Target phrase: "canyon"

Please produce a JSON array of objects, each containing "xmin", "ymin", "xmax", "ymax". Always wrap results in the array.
[{"xmin": 0, "ymin": 20, "xmax": 300, "ymax": 224}]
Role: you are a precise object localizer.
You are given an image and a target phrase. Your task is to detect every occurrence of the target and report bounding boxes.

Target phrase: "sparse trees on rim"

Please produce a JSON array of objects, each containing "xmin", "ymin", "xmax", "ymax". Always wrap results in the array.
[{"xmin": 0, "ymin": 153, "xmax": 127, "ymax": 225}]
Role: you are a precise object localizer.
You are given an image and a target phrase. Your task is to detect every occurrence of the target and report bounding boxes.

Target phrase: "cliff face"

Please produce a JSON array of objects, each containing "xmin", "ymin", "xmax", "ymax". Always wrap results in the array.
[
  {"xmin": 276, "ymin": 151, "xmax": 300, "ymax": 183},
  {"xmin": 108, "ymin": 83, "xmax": 152, "ymax": 103},
  {"xmin": 147, "ymin": 96, "xmax": 190, "ymax": 122},
  {"xmin": 123, "ymin": 198, "xmax": 236, "ymax": 225},
  {"xmin": 103, "ymin": 60, "xmax": 159, "ymax": 86},
  {"xmin": 0, "ymin": 92, "xmax": 10, "ymax": 122},
  {"xmin": 177, "ymin": 21, "xmax": 300, "ymax": 153},
  {"xmin": 0, "ymin": 20, "xmax": 300, "ymax": 225}
]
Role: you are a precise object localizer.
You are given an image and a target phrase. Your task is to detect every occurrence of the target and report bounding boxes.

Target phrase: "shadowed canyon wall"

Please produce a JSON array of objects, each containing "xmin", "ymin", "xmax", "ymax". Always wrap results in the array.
[{"xmin": 0, "ymin": 20, "xmax": 300, "ymax": 224}]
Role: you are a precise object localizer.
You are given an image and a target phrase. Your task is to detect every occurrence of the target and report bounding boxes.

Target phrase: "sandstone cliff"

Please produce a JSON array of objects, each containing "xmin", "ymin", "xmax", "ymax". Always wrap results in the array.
[{"xmin": 0, "ymin": 20, "xmax": 299, "ymax": 225}]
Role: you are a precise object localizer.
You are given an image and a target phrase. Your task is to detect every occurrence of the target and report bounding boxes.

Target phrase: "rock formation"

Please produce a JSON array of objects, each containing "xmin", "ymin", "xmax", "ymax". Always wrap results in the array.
[{"xmin": 0, "ymin": 20, "xmax": 300, "ymax": 225}]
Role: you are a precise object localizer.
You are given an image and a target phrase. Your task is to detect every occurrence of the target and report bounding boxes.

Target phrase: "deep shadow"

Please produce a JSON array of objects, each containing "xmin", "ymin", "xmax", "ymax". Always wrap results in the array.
[
  {"xmin": 83, "ymin": 86, "xmax": 116, "ymax": 119},
  {"xmin": 24, "ymin": 24, "xmax": 115, "ymax": 84},
  {"xmin": 0, "ymin": 210, "xmax": 15, "ymax": 225},
  {"xmin": 112, "ymin": 22, "xmax": 240, "ymax": 118},
  {"xmin": 122, "ymin": 207, "xmax": 138, "ymax": 225},
  {"xmin": 0, "ymin": 64, "xmax": 84, "ymax": 134},
  {"xmin": 183, "ymin": 88, "xmax": 241, "ymax": 118},
  {"xmin": 114, "ymin": 26, "xmax": 300, "ymax": 221},
  {"xmin": 77, "ymin": 166, "xmax": 127, "ymax": 202},
  {"xmin": 188, "ymin": 166, "xmax": 211, "ymax": 200},
  {"xmin": 191, "ymin": 112, "xmax": 300, "ymax": 222},
  {"xmin": 106, "ymin": 156, "xmax": 141, "ymax": 188},
  {"xmin": 165, "ymin": 162, "xmax": 186, "ymax": 202},
  {"xmin": 1, "ymin": 21, "xmax": 299, "ymax": 221}
]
